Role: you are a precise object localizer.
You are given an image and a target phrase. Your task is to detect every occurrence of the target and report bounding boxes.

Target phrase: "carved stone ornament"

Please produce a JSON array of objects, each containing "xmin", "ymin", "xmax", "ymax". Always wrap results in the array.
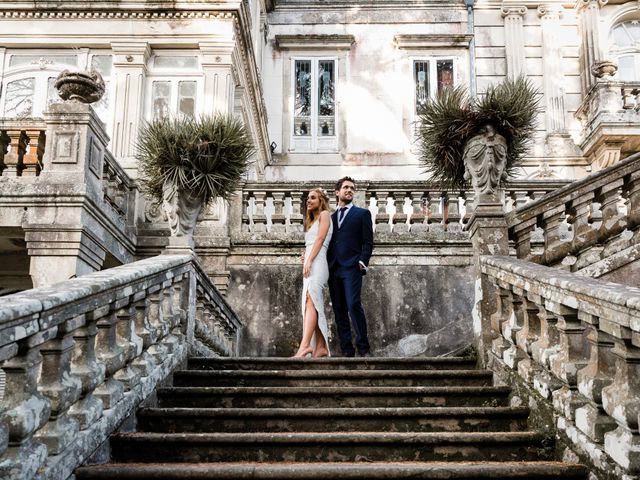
[
  {"xmin": 162, "ymin": 181, "xmax": 205, "ymax": 238},
  {"xmin": 54, "ymin": 70, "xmax": 106, "ymax": 104},
  {"xmin": 463, "ymin": 124, "xmax": 509, "ymax": 197},
  {"xmin": 591, "ymin": 60, "xmax": 618, "ymax": 79}
]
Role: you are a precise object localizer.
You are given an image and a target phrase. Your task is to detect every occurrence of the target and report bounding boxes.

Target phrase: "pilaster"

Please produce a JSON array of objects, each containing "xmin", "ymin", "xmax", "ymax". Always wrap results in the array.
[
  {"xmin": 576, "ymin": 0, "xmax": 608, "ymax": 94},
  {"xmin": 538, "ymin": 5, "xmax": 567, "ymax": 135},
  {"xmin": 200, "ymin": 42, "xmax": 235, "ymax": 116},
  {"xmin": 110, "ymin": 42, "xmax": 151, "ymax": 175},
  {"xmin": 501, "ymin": 5, "xmax": 528, "ymax": 78}
]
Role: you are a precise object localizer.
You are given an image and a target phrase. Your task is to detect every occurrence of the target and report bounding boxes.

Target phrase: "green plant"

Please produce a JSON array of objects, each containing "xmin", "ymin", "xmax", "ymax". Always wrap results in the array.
[
  {"xmin": 136, "ymin": 115, "xmax": 254, "ymax": 205},
  {"xmin": 416, "ymin": 76, "xmax": 541, "ymax": 189}
]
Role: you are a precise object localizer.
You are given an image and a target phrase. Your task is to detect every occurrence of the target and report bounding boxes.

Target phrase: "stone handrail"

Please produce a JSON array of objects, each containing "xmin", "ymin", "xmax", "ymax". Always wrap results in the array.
[
  {"xmin": 0, "ymin": 119, "xmax": 46, "ymax": 177},
  {"xmin": 506, "ymin": 152, "xmax": 640, "ymax": 269},
  {"xmin": 0, "ymin": 253, "xmax": 241, "ymax": 480},
  {"xmin": 481, "ymin": 255, "xmax": 640, "ymax": 475},
  {"xmin": 235, "ymin": 180, "xmax": 567, "ymax": 240}
]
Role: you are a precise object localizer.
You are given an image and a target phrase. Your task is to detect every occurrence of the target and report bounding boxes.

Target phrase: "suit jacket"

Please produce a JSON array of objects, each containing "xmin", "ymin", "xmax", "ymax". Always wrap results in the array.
[{"xmin": 328, "ymin": 205, "xmax": 374, "ymax": 271}]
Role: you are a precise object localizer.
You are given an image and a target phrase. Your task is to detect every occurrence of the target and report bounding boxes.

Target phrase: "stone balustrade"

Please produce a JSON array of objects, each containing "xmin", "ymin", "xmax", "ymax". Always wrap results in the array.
[
  {"xmin": 0, "ymin": 253, "xmax": 240, "ymax": 480},
  {"xmin": 481, "ymin": 255, "xmax": 640, "ymax": 475},
  {"xmin": 622, "ymin": 83, "xmax": 640, "ymax": 111},
  {"xmin": 0, "ymin": 119, "xmax": 46, "ymax": 177},
  {"xmin": 237, "ymin": 180, "xmax": 566, "ymax": 239},
  {"xmin": 507, "ymin": 152, "xmax": 640, "ymax": 272},
  {"xmin": 102, "ymin": 150, "xmax": 135, "ymax": 219}
]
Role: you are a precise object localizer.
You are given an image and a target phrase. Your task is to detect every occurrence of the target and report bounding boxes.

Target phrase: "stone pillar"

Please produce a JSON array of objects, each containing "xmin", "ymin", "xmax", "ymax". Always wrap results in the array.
[
  {"xmin": 200, "ymin": 42, "xmax": 234, "ymax": 115},
  {"xmin": 110, "ymin": 42, "xmax": 151, "ymax": 175},
  {"xmin": 576, "ymin": 0, "xmax": 606, "ymax": 94},
  {"xmin": 501, "ymin": 5, "xmax": 528, "ymax": 78},
  {"xmin": 467, "ymin": 197, "xmax": 510, "ymax": 367}
]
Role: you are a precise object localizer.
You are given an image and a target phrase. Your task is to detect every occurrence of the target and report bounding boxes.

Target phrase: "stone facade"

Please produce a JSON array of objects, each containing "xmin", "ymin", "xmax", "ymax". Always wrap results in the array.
[{"xmin": 0, "ymin": 0, "xmax": 639, "ymax": 356}]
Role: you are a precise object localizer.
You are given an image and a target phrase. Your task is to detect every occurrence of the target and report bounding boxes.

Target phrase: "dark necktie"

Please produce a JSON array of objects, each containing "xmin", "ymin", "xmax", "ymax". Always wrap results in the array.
[{"xmin": 338, "ymin": 207, "xmax": 347, "ymax": 225}]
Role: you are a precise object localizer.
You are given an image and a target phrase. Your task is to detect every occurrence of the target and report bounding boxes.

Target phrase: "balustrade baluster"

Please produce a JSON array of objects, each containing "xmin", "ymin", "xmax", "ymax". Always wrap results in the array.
[
  {"xmin": 21, "ymin": 130, "xmax": 44, "ymax": 177},
  {"xmin": 113, "ymin": 303, "xmax": 143, "ymax": 389},
  {"xmin": 392, "ymin": 191, "xmax": 408, "ymax": 233},
  {"xmin": 444, "ymin": 191, "xmax": 462, "ymax": 232},
  {"xmin": 462, "ymin": 191, "xmax": 475, "ymax": 226},
  {"xmin": 575, "ymin": 312, "xmax": 617, "ymax": 442},
  {"xmin": 513, "ymin": 190, "xmax": 530, "ymax": 210},
  {"xmin": 427, "ymin": 191, "xmax": 443, "ymax": 232},
  {"xmin": 69, "ymin": 315, "xmax": 105, "ymax": 429},
  {"xmin": 161, "ymin": 282, "xmax": 181, "ymax": 354},
  {"xmin": 512, "ymin": 219, "xmax": 537, "ymax": 261},
  {"xmin": 271, "ymin": 192, "xmax": 286, "ymax": 233},
  {"xmin": 35, "ymin": 321, "xmax": 82, "ymax": 455},
  {"xmin": 502, "ymin": 287, "xmax": 528, "ymax": 369},
  {"xmin": 252, "ymin": 191, "xmax": 268, "ymax": 232},
  {"xmin": 2, "ymin": 129, "xmax": 25, "ymax": 177},
  {"xmin": 596, "ymin": 179, "xmax": 627, "ymax": 242},
  {"xmin": 541, "ymin": 206, "xmax": 572, "ymax": 264},
  {"xmin": 529, "ymin": 303, "xmax": 563, "ymax": 399},
  {"xmin": 289, "ymin": 190, "xmax": 304, "ymax": 232},
  {"xmin": 546, "ymin": 301, "xmax": 588, "ymax": 419},
  {"xmin": 490, "ymin": 286, "xmax": 512, "ymax": 359},
  {"xmin": 409, "ymin": 191, "xmax": 427, "ymax": 233},
  {"xmin": 624, "ymin": 171, "xmax": 640, "ymax": 230},
  {"xmin": 93, "ymin": 306, "xmax": 125, "ymax": 409},
  {"xmin": 131, "ymin": 297, "xmax": 157, "ymax": 377},
  {"xmin": 374, "ymin": 191, "xmax": 390, "ymax": 233},
  {"xmin": 241, "ymin": 191, "xmax": 251, "ymax": 233},
  {"xmin": 567, "ymin": 192, "xmax": 597, "ymax": 254},
  {"xmin": 0, "ymin": 130, "xmax": 9, "ymax": 175},
  {"xmin": 601, "ymin": 323, "xmax": 640, "ymax": 471},
  {"xmin": 515, "ymin": 295, "xmax": 542, "ymax": 383},
  {"xmin": 145, "ymin": 288, "xmax": 169, "ymax": 364},
  {"xmin": 0, "ymin": 338, "xmax": 51, "ymax": 479}
]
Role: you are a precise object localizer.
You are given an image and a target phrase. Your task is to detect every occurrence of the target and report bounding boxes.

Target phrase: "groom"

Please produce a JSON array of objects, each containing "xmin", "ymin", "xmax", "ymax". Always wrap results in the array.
[{"xmin": 328, "ymin": 176, "xmax": 374, "ymax": 357}]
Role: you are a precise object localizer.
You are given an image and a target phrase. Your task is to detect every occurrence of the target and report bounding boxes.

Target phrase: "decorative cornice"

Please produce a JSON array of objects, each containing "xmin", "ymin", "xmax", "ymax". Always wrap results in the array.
[
  {"xmin": 501, "ymin": 5, "xmax": 528, "ymax": 17},
  {"xmin": 274, "ymin": 34, "xmax": 355, "ymax": 50},
  {"xmin": 393, "ymin": 34, "xmax": 473, "ymax": 49},
  {"xmin": 0, "ymin": 10, "xmax": 235, "ymax": 19}
]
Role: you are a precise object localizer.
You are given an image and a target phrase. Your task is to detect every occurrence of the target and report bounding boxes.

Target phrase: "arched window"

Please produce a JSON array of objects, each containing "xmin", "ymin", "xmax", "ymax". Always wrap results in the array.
[{"xmin": 610, "ymin": 20, "xmax": 640, "ymax": 81}]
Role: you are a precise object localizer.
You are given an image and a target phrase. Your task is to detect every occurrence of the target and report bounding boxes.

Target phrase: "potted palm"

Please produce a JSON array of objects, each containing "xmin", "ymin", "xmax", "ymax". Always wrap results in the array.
[
  {"xmin": 416, "ymin": 76, "xmax": 540, "ymax": 200},
  {"xmin": 137, "ymin": 115, "xmax": 254, "ymax": 247}
]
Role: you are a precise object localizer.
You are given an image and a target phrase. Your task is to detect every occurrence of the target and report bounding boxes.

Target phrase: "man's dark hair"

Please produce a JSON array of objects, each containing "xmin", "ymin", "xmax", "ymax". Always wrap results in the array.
[{"xmin": 335, "ymin": 176, "xmax": 356, "ymax": 192}]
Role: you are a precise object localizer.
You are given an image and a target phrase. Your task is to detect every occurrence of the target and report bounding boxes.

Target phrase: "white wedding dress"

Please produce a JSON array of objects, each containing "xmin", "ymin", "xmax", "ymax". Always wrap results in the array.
[{"xmin": 302, "ymin": 219, "xmax": 333, "ymax": 354}]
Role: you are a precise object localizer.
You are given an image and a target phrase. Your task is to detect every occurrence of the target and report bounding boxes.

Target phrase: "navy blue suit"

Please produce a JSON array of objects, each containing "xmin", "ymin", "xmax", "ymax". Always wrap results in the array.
[{"xmin": 327, "ymin": 205, "xmax": 374, "ymax": 356}]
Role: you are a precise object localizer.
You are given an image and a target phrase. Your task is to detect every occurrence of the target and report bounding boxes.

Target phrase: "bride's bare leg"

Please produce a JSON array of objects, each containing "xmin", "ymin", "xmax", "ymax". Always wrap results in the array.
[
  {"xmin": 293, "ymin": 294, "xmax": 317, "ymax": 358},
  {"xmin": 313, "ymin": 326, "xmax": 328, "ymax": 357}
]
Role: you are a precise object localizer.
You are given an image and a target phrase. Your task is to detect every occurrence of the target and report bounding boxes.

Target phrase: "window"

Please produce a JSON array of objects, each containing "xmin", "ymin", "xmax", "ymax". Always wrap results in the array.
[
  {"xmin": 291, "ymin": 58, "xmax": 337, "ymax": 152},
  {"xmin": 146, "ymin": 54, "xmax": 201, "ymax": 120},
  {"xmin": 0, "ymin": 51, "xmax": 113, "ymax": 124},
  {"xmin": 414, "ymin": 58, "xmax": 455, "ymax": 114},
  {"xmin": 610, "ymin": 20, "xmax": 640, "ymax": 81}
]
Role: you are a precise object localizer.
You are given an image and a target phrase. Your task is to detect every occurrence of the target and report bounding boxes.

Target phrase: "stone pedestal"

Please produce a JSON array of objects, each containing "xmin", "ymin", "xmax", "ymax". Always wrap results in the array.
[{"xmin": 467, "ymin": 198, "xmax": 510, "ymax": 366}]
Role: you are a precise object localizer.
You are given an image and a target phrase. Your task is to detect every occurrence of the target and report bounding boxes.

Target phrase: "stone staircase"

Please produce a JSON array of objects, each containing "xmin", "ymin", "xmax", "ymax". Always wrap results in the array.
[{"xmin": 75, "ymin": 357, "xmax": 588, "ymax": 479}]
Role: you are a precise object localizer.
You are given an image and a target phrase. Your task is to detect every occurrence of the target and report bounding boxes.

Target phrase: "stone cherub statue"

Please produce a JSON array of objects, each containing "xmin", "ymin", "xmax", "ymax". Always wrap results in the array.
[{"xmin": 463, "ymin": 124, "xmax": 508, "ymax": 198}]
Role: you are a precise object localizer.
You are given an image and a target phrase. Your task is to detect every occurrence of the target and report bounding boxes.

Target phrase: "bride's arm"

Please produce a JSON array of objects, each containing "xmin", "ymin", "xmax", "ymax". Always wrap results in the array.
[{"xmin": 303, "ymin": 211, "xmax": 331, "ymax": 278}]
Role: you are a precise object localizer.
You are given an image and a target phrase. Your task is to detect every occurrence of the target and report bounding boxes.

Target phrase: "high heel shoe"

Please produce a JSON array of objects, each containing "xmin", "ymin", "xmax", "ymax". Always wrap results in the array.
[{"xmin": 292, "ymin": 346, "xmax": 313, "ymax": 358}]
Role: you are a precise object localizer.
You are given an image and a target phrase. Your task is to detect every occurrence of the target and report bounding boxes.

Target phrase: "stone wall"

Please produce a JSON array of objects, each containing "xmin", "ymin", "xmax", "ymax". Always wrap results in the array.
[{"xmin": 226, "ymin": 253, "xmax": 475, "ymax": 357}]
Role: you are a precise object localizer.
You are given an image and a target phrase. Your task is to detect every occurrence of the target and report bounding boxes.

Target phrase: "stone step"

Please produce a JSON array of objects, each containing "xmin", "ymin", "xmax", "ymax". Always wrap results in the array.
[
  {"xmin": 157, "ymin": 385, "xmax": 512, "ymax": 408},
  {"xmin": 109, "ymin": 431, "xmax": 549, "ymax": 463},
  {"xmin": 171, "ymin": 369, "xmax": 493, "ymax": 387},
  {"xmin": 137, "ymin": 406, "xmax": 530, "ymax": 433},
  {"xmin": 188, "ymin": 356, "xmax": 478, "ymax": 371},
  {"xmin": 75, "ymin": 461, "xmax": 589, "ymax": 479}
]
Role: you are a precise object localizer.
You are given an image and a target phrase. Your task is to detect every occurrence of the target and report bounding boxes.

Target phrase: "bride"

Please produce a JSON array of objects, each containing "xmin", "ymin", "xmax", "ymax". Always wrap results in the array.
[{"xmin": 293, "ymin": 188, "xmax": 333, "ymax": 358}]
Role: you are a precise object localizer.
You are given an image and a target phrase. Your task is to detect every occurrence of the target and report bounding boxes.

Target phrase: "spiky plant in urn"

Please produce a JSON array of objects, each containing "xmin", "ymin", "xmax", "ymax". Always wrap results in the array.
[
  {"xmin": 136, "ymin": 115, "xmax": 254, "ymax": 250},
  {"xmin": 416, "ymin": 76, "xmax": 540, "ymax": 203}
]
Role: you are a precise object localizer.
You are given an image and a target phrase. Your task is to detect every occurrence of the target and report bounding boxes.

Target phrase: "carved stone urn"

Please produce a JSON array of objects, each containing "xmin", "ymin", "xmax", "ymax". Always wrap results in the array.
[
  {"xmin": 162, "ymin": 182, "xmax": 205, "ymax": 240},
  {"xmin": 54, "ymin": 70, "xmax": 105, "ymax": 104},
  {"xmin": 463, "ymin": 124, "xmax": 508, "ymax": 200}
]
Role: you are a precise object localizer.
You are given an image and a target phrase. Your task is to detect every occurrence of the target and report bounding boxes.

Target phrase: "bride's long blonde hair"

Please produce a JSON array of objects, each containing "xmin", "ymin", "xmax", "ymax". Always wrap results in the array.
[{"xmin": 304, "ymin": 188, "xmax": 330, "ymax": 231}]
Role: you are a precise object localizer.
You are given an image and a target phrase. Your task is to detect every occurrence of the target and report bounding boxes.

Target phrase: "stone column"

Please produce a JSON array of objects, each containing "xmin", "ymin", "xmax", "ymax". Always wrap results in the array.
[
  {"xmin": 467, "ymin": 197, "xmax": 510, "ymax": 367},
  {"xmin": 501, "ymin": 5, "xmax": 528, "ymax": 78},
  {"xmin": 200, "ymin": 42, "xmax": 235, "ymax": 115},
  {"xmin": 110, "ymin": 42, "xmax": 151, "ymax": 175},
  {"xmin": 576, "ymin": 0, "xmax": 607, "ymax": 94}
]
